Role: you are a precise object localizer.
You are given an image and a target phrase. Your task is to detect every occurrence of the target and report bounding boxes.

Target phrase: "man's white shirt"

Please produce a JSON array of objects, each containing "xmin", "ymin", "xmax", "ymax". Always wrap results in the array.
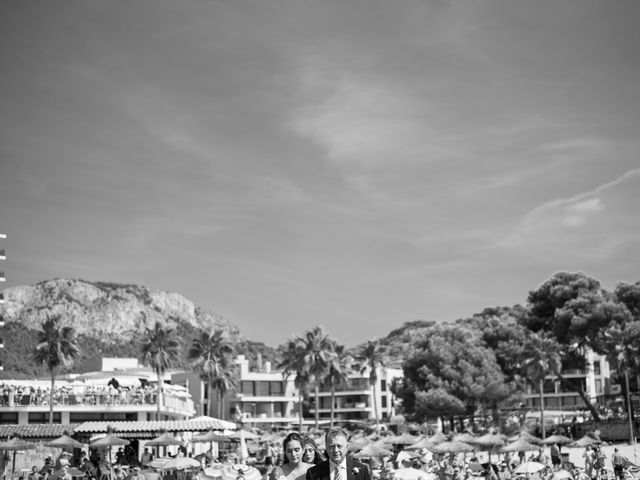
[{"xmin": 329, "ymin": 459, "xmax": 348, "ymax": 480}]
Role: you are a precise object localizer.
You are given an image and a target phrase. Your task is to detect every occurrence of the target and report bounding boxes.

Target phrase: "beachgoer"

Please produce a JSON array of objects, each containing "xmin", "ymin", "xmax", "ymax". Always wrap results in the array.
[
  {"xmin": 270, "ymin": 433, "xmax": 314, "ymax": 480},
  {"xmin": 301, "ymin": 437, "xmax": 325, "ymax": 465},
  {"xmin": 27, "ymin": 466, "xmax": 40, "ymax": 480},
  {"xmin": 584, "ymin": 446, "xmax": 595, "ymax": 479},
  {"xmin": 58, "ymin": 466, "xmax": 72, "ymax": 480},
  {"xmin": 129, "ymin": 466, "xmax": 145, "ymax": 480},
  {"xmin": 141, "ymin": 448, "xmax": 153, "ymax": 467},
  {"xmin": 612, "ymin": 448, "xmax": 625, "ymax": 480},
  {"xmin": 550, "ymin": 444, "xmax": 561, "ymax": 469}
]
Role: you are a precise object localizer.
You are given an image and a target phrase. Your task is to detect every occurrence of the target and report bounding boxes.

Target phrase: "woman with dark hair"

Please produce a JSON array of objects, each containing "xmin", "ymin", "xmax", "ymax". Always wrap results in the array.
[
  {"xmin": 269, "ymin": 433, "xmax": 314, "ymax": 480},
  {"xmin": 301, "ymin": 437, "xmax": 325, "ymax": 465}
]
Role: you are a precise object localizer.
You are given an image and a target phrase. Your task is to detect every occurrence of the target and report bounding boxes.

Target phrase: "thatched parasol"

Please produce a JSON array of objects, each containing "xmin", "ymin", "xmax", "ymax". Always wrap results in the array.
[
  {"xmin": 430, "ymin": 440, "xmax": 474, "ymax": 454},
  {"xmin": 0, "ymin": 437, "xmax": 37, "ymax": 479}
]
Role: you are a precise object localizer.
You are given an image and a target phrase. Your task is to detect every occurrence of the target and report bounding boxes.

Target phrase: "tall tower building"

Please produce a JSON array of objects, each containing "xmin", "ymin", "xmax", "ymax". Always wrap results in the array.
[{"xmin": 0, "ymin": 232, "xmax": 5, "ymax": 371}]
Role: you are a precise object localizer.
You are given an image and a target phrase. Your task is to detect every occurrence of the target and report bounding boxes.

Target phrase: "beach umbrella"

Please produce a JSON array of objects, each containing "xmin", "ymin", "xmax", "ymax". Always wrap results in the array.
[
  {"xmin": 227, "ymin": 430, "xmax": 260, "ymax": 440},
  {"xmin": 470, "ymin": 433, "xmax": 504, "ymax": 464},
  {"xmin": 430, "ymin": 441, "xmax": 474, "ymax": 454},
  {"xmin": 386, "ymin": 433, "xmax": 419, "ymax": 446},
  {"xmin": 393, "ymin": 468, "xmax": 437, "ymax": 480},
  {"xmin": 148, "ymin": 458, "xmax": 171, "ymax": 470},
  {"xmin": 46, "ymin": 434, "xmax": 87, "ymax": 449},
  {"xmin": 406, "ymin": 438, "xmax": 433, "ymax": 451},
  {"xmin": 500, "ymin": 439, "xmax": 540, "ymax": 453},
  {"xmin": 146, "ymin": 432, "xmax": 184, "ymax": 459},
  {"xmin": 552, "ymin": 470, "xmax": 574, "ymax": 480},
  {"xmin": 426, "ymin": 432, "xmax": 447, "ymax": 445},
  {"xmin": 471, "ymin": 433, "xmax": 505, "ymax": 448},
  {"xmin": 508, "ymin": 432, "xmax": 542, "ymax": 445},
  {"xmin": 514, "ymin": 462, "xmax": 546, "ymax": 475},
  {"xmin": 192, "ymin": 431, "xmax": 229, "ymax": 443},
  {"xmin": 91, "ymin": 433, "xmax": 130, "ymax": 480},
  {"xmin": 0, "ymin": 437, "xmax": 37, "ymax": 479},
  {"xmin": 453, "ymin": 433, "xmax": 477, "ymax": 444},
  {"xmin": 348, "ymin": 437, "xmax": 370, "ymax": 452},
  {"xmin": 353, "ymin": 443, "xmax": 394, "ymax": 459},
  {"xmin": 542, "ymin": 435, "xmax": 573, "ymax": 446},
  {"xmin": 570, "ymin": 434, "xmax": 601, "ymax": 448},
  {"xmin": 158, "ymin": 457, "xmax": 201, "ymax": 471},
  {"xmin": 146, "ymin": 432, "xmax": 184, "ymax": 446}
]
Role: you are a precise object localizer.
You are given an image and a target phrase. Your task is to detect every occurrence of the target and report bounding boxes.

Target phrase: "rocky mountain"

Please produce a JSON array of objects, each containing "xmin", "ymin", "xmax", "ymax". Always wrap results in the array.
[
  {"xmin": 1, "ymin": 278, "xmax": 237, "ymax": 338},
  {"xmin": 0, "ymin": 278, "xmax": 279, "ymax": 378}
]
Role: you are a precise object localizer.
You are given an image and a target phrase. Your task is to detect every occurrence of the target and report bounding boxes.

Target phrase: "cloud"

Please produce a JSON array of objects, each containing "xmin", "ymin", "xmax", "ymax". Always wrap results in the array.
[
  {"xmin": 563, "ymin": 198, "xmax": 604, "ymax": 227},
  {"xmin": 499, "ymin": 168, "xmax": 640, "ymax": 247},
  {"xmin": 286, "ymin": 64, "xmax": 458, "ymax": 167}
]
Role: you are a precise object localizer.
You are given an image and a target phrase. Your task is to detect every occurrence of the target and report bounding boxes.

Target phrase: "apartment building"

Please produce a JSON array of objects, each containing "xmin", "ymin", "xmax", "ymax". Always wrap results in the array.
[
  {"xmin": 178, "ymin": 354, "xmax": 299, "ymax": 429},
  {"xmin": 311, "ymin": 366, "xmax": 402, "ymax": 423},
  {"xmin": 181, "ymin": 354, "xmax": 403, "ymax": 428},
  {"xmin": 521, "ymin": 350, "xmax": 615, "ymax": 411}
]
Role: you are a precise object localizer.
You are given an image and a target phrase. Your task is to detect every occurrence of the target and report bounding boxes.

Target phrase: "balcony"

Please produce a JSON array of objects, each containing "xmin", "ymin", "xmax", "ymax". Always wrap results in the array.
[
  {"xmin": 310, "ymin": 403, "xmax": 372, "ymax": 414},
  {"xmin": 239, "ymin": 412, "xmax": 298, "ymax": 424},
  {"xmin": 0, "ymin": 249, "xmax": 5, "ymax": 260},
  {"xmin": 0, "ymin": 271, "xmax": 4, "ymax": 281},
  {"xmin": 0, "ymin": 385, "xmax": 195, "ymax": 416},
  {"xmin": 235, "ymin": 393, "xmax": 296, "ymax": 403},
  {"xmin": 316, "ymin": 389, "xmax": 371, "ymax": 397}
]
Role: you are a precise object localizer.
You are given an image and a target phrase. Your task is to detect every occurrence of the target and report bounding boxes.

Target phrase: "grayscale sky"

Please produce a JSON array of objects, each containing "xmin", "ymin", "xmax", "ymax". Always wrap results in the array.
[{"xmin": 1, "ymin": 0, "xmax": 639, "ymax": 347}]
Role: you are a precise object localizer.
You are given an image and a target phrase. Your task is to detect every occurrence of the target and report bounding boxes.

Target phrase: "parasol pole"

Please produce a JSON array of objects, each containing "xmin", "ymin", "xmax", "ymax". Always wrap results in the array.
[
  {"xmin": 11, "ymin": 451, "xmax": 16, "ymax": 480},
  {"xmin": 109, "ymin": 446, "xmax": 114, "ymax": 480}
]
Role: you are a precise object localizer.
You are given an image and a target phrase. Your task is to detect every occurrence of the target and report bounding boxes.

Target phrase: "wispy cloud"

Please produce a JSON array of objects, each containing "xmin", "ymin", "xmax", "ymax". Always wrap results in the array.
[
  {"xmin": 499, "ymin": 168, "xmax": 640, "ymax": 247},
  {"xmin": 288, "ymin": 71, "xmax": 429, "ymax": 165}
]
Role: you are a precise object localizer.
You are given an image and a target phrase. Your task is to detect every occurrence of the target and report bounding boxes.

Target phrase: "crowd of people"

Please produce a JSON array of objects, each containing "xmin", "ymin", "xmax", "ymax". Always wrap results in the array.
[
  {"xmin": 246, "ymin": 429, "xmax": 638, "ymax": 480},
  {"xmin": 0, "ymin": 382, "xmax": 190, "ymax": 408},
  {"xmin": 5, "ymin": 428, "xmax": 638, "ymax": 480}
]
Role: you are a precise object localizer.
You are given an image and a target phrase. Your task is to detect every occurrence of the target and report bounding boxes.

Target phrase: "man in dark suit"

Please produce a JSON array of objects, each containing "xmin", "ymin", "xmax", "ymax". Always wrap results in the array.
[{"xmin": 306, "ymin": 428, "xmax": 371, "ymax": 480}]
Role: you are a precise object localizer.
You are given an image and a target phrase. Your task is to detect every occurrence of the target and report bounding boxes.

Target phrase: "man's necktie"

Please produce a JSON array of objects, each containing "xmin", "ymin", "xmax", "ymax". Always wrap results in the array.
[{"xmin": 335, "ymin": 466, "xmax": 344, "ymax": 480}]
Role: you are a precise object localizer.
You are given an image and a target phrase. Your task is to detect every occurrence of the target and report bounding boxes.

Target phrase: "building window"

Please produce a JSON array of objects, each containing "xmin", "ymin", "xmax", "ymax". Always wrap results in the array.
[
  {"xmin": 559, "ymin": 378, "xmax": 586, "ymax": 393},
  {"xmin": 381, "ymin": 396, "xmax": 387, "ymax": 408},
  {"xmin": 543, "ymin": 379, "xmax": 555, "ymax": 394},
  {"xmin": 381, "ymin": 380, "xmax": 387, "ymax": 392},
  {"xmin": 0, "ymin": 413, "xmax": 18, "ymax": 424},
  {"xmin": 28, "ymin": 412, "xmax": 62, "ymax": 424},
  {"xmin": 270, "ymin": 382, "xmax": 283, "ymax": 395},
  {"xmin": 69, "ymin": 412, "xmax": 136, "ymax": 422},
  {"xmin": 595, "ymin": 379, "xmax": 602, "ymax": 394},
  {"xmin": 241, "ymin": 381, "xmax": 254, "ymax": 395},
  {"xmin": 255, "ymin": 382, "xmax": 269, "ymax": 396},
  {"xmin": 594, "ymin": 361, "xmax": 601, "ymax": 375}
]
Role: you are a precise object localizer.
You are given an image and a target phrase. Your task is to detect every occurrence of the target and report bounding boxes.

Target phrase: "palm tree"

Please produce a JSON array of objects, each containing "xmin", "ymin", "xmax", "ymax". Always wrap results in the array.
[
  {"xmin": 602, "ymin": 318, "xmax": 640, "ymax": 444},
  {"xmin": 139, "ymin": 321, "xmax": 181, "ymax": 419},
  {"xmin": 296, "ymin": 326, "xmax": 337, "ymax": 430},
  {"xmin": 33, "ymin": 316, "xmax": 80, "ymax": 424},
  {"xmin": 519, "ymin": 331, "xmax": 562, "ymax": 440},
  {"xmin": 279, "ymin": 338, "xmax": 309, "ymax": 431},
  {"xmin": 211, "ymin": 366, "xmax": 239, "ymax": 419},
  {"xmin": 188, "ymin": 329, "xmax": 235, "ymax": 418},
  {"xmin": 326, "ymin": 343, "xmax": 353, "ymax": 428},
  {"xmin": 356, "ymin": 338, "xmax": 386, "ymax": 426}
]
